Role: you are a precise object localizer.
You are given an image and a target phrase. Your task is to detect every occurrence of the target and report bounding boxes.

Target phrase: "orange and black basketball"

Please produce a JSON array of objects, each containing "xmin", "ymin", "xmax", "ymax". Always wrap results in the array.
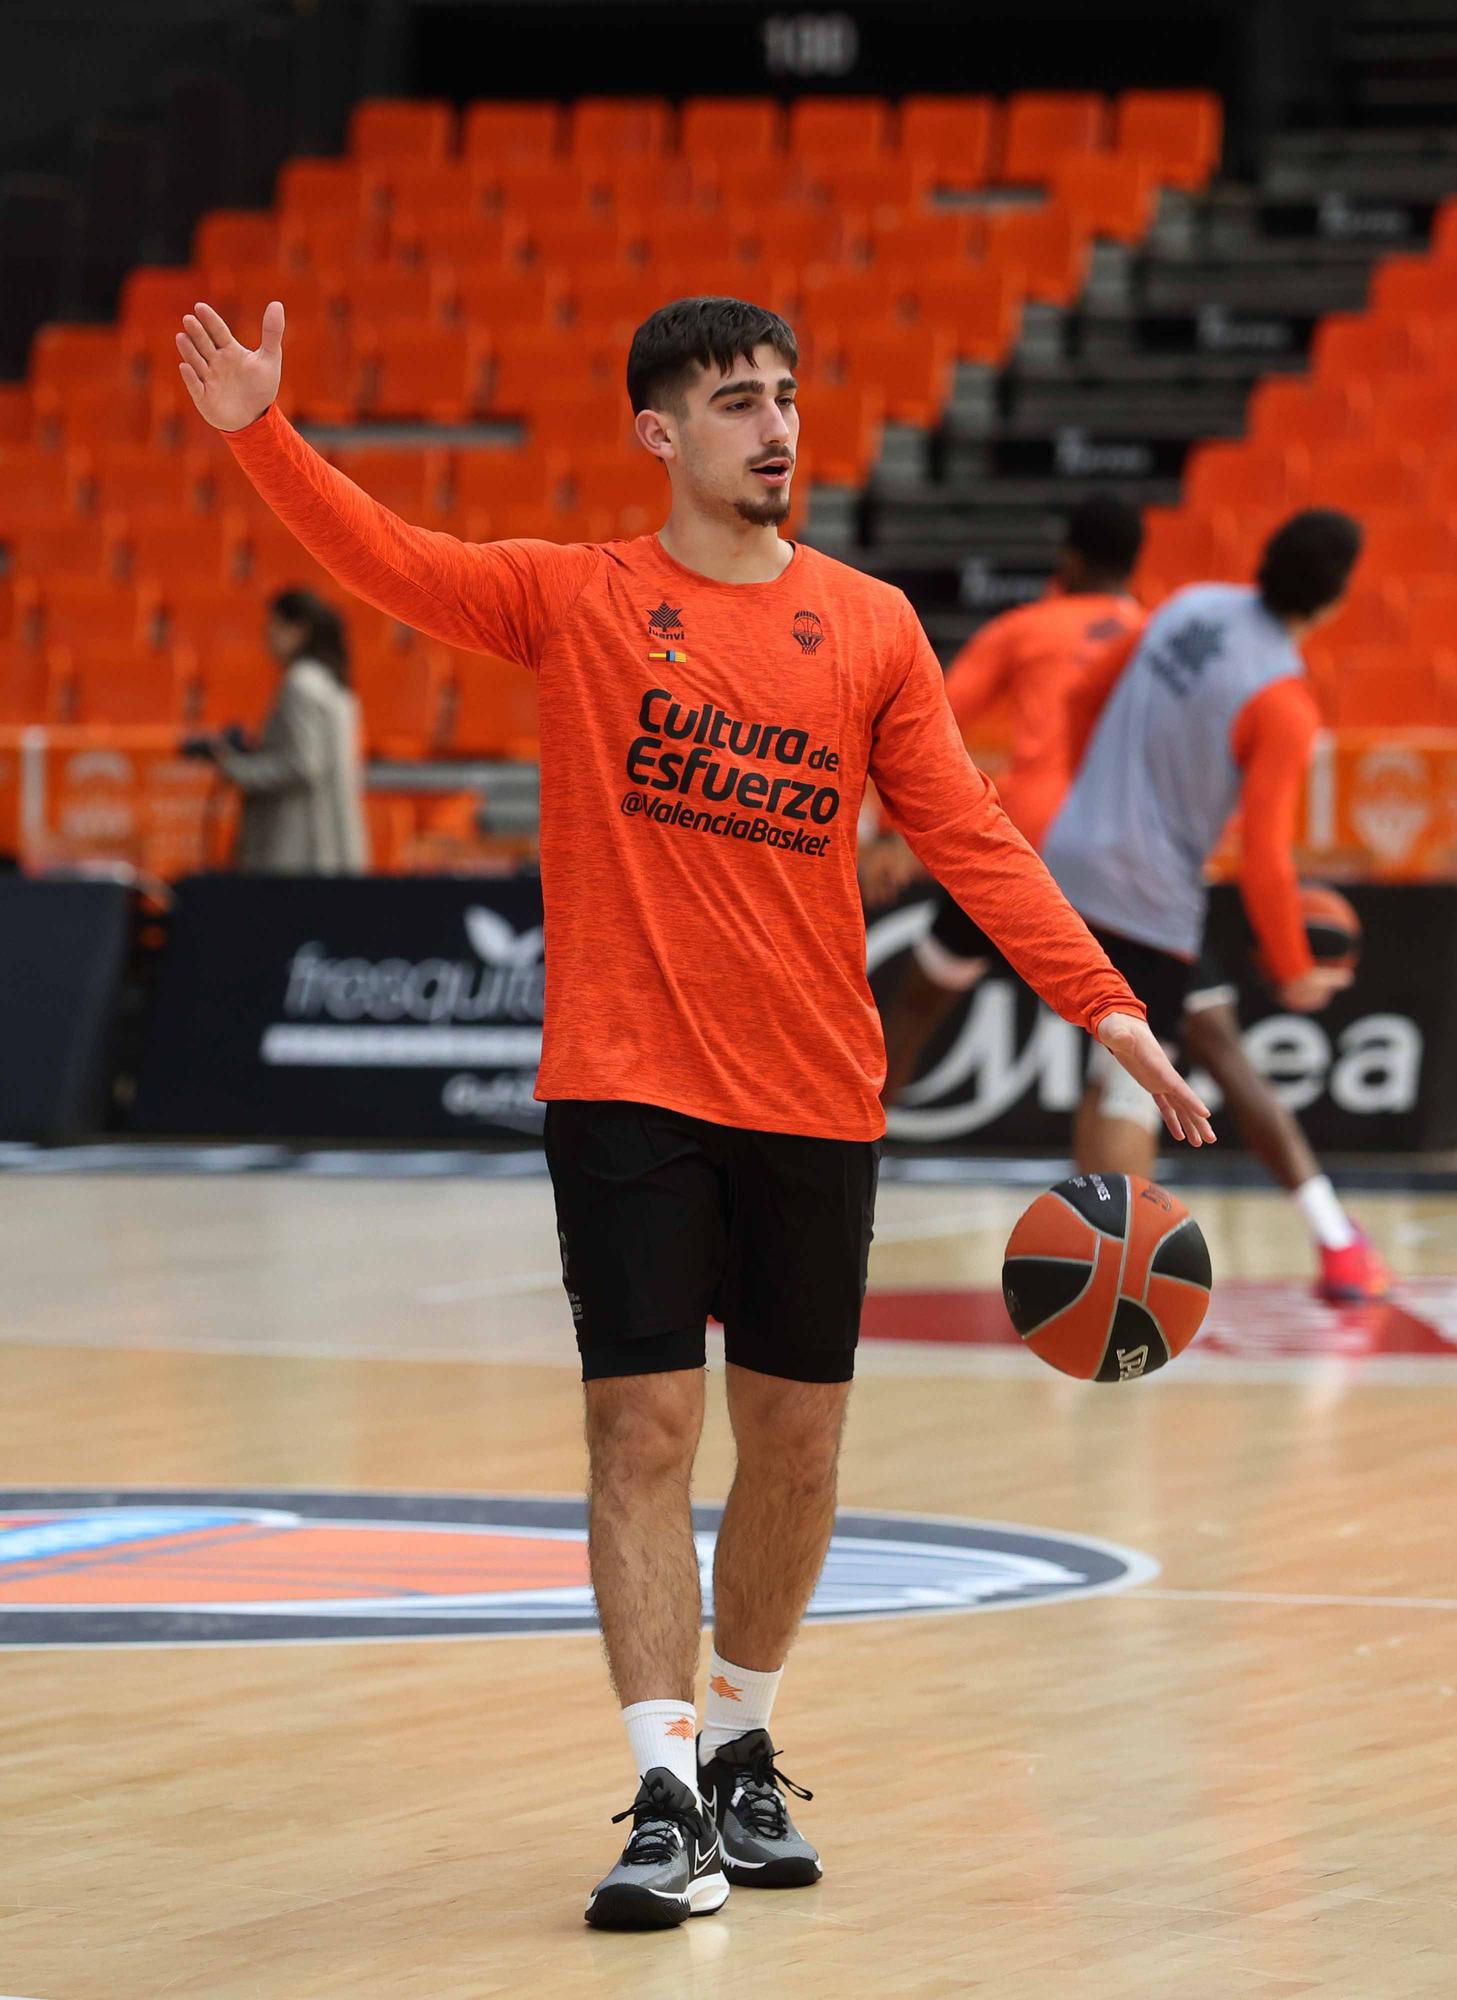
[
  {"xmin": 1299, "ymin": 883, "xmax": 1362, "ymax": 971},
  {"xmin": 1002, "ymin": 1174, "xmax": 1212, "ymax": 1382}
]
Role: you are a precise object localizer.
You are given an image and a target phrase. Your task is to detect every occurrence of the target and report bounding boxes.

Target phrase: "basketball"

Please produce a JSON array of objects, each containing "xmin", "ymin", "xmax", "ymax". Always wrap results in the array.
[
  {"xmin": 1001, "ymin": 1174, "xmax": 1212, "ymax": 1381},
  {"xmin": 1299, "ymin": 883, "xmax": 1362, "ymax": 971}
]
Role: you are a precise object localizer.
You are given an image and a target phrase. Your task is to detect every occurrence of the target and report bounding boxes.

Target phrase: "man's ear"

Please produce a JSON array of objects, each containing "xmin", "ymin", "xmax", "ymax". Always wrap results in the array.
[{"xmin": 635, "ymin": 406, "xmax": 676, "ymax": 462}]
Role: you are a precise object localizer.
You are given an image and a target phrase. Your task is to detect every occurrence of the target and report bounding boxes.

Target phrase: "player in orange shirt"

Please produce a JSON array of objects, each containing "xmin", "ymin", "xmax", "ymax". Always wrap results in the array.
[
  {"xmin": 177, "ymin": 292, "xmax": 1212, "ymax": 1929},
  {"xmin": 872, "ymin": 496, "xmax": 1147, "ymax": 1103}
]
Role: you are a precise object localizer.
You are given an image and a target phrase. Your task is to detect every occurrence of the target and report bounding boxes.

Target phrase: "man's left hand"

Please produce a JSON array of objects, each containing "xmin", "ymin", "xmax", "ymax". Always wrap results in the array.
[{"xmin": 1096, "ymin": 1010, "xmax": 1216, "ymax": 1147}]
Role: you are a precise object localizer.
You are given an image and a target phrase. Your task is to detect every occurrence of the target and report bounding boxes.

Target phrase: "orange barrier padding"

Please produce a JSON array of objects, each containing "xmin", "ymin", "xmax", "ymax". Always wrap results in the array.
[{"xmin": 0, "ymin": 725, "xmax": 223, "ymax": 876}]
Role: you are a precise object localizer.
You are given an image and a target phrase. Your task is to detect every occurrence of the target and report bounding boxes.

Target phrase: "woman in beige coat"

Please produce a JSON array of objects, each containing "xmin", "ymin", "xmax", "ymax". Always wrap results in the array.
[{"xmin": 204, "ymin": 589, "xmax": 370, "ymax": 875}]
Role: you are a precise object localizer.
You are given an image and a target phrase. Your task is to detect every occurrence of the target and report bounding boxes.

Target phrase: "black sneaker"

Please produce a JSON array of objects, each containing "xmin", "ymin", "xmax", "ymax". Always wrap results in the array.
[
  {"xmin": 697, "ymin": 1729, "xmax": 821, "ymax": 1888},
  {"xmin": 584, "ymin": 1768, "xmax": 730, "ymax": 1930}
]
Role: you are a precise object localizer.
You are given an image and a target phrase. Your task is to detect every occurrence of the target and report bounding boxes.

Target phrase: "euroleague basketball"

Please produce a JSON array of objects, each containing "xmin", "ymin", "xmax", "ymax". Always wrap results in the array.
[
  {"xmin": 1298, "ymin": 884, "xmax": 1362, "ymax": 971},
  {"xmin": 1002, "ymin": 1174, "xmax": 1212, "ymax": 1381}
]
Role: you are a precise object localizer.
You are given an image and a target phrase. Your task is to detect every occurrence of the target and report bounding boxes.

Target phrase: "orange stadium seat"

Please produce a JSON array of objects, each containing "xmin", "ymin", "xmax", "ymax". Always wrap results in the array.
[
  {"xmin": 155, "ymin": 579, "xmax": 266, "ymax": 655},
  {"xmin": 396, "ymin": 210, "xmax": 530, "ymax": 277},
  {"xmin": 984, "ymin": 203, "xmax": 1090, "ymax": 307},
  {"xmin": 192, "ymin": 643, "xmax": 276, "ymax": 733},
  {"xmin": 349, "ymin": 98, "xmax": 455, "ymax": 163},
  {"xmin": 454, "ymin": 446, "xmax": 569, "ymax": 517},
  {"xmin": 353, "ymin": 642, "xmax": 450, "ymax": 758},
  {"xmin": 1378, "ymin": 380, "xmax": 1457, "ymax": 443},
  {"xmin": 864, "ymin": 208, "xmax": 983, "ymax": 270},
  {"xmin": 1000, "ymin": 92, "xmax": 1108, "ymax": 181},
  {"xmin": 802, "ymin": 152, "xmax": 938, "ymax": 215},
  {"xmin": 485, "ymin": 330, "xmax": 619, "ymax": 414},
  {"xmin": 225, "ymin": 267, "xmax": 340, "ymax": 340},
  {"xmin": 339, "ymin": 264, "xmax": 451, "ymax": 336},
  {"xmin": 1324, "ymin": 578, "xmax": 1411, "ymax": 649},
  {"xmin": 236, "ymin": 515, "xmax": 340, "ymax": 597},
  {"xmin": 793, "ymin": 382, "xmax": 884, "ymax": 486},
  {"xmin": 275, "ymin": 159, "xmax": 387, "ymax": 267},
  {"xmin": 679, "ymin": 98, "xmax": 782, "ymax": 159},
  {"xmin": 1312, "ymin": 312, "xmax": 1435, "ymax": 385},
  {"xmin": 569, "ymin": 451, "xmax": 668, "ymax": 537},
  {"xmin": 1369, "ymin": 254, "xmax": 1457, "ymax": 318},
  {"xmin": 452, "ymin": 265, "xmax": 570, "ymax": 334},
  {"xmin": 63, "ymin": 644, "xmax": 189, "ymax": 727},
  {"xmin": 7, "ymin": 518, "xmax": 110, "ymax": 583},
  {"xmin": 28, "ymin": 325, "xmax": 132, "ymax": 400},
  {"xmin": 1185, "ymin": 440, "xmax": 1311, "ymax": 512},
  {"xmin": 193, "ymin": 210, "xmax": 279, "ymax": 275},
  {"xmin": 923, "ymin": 264, "xmax": 1021, "ymax": 363},
  {"xmin": 1308, "ymin": 442, "xmax": 1422, "ymax": 512},
  {"xmin": 569, "ymin": 97, "xmax": 672, "ymax": 158},
  {"xmin": 523, "ymin": 212, "xmax": 643, "ymax": 273},
  {"xmin": 1246, "ymin": 374, "xmax": 1373, "ymax": 447},
  {"xmin": 0, "ymin": 446, "xmax": 89, "ymax": 533},
  {"xmin": 328, "ymin": 446, "xmax": 452, "ymax": 523},
  {"xmin": 35, "ymin": 377, "xmax": 152, "ymax": 451},
  {"xmin": 1052, "ymin": 152, "xmax": 1158, "ymax": 243},
  {"xmin": 834, "ymin": 324, "xmax": 955, "ymax": 428},
  {"xmin": 461, "ymin": 102, "xmax": 563, "ymax": 164},
  {"xmin": 528, "ymin": 388, "xmax": 638, "ymax": 455},
  {"xmin": 1135, "ymin": 508, "xmax": 1237, "ymax": 592},
  {"xmin": 1115, "ymin": 91, "xmax": 1223, "ymax": 189},
  {"xmin": 378, "ymin": 160, "xmax": 475, "ymax": 221},
  {"xmin": 1358, "ymin": 509, "xmax": 1457, "ymax": 582},
  {"xmin": 21, "ymin": 580, "xmax": 158, "ymax": 654},
  {"xmin": 481, "ymin": 158, "xmax": 588, "ymax": 216},
  {"xmin": 789, "ymin": 97, "xmax": 893, "ymax": 161},
  {"xmin": 1405, "ymin": 580, "xmax": 1457, "ymax": 654},
  {"xmin": 91, "ymin": 446, "xmax": 211, "ymax": 515},
  {"xmin": 446, "ymin": 651, "xmax": 539, "ymax": 757},
  {"xmin": 118, "ymin": 267, "xmax": 224, "ymax": 342},
  {"xmin": 273, "ymin": 328, "xmax": 366, "ymax": 425},
  {"xmin": 563, "ymin": 267, "xmax": 670, "ymax": 337},
  {"xmin": 363, "ymin": 326, "xmax": 483, "ymax": 422},
  {"xmin": 1331, "ymin": 646, "xmax": 1457, "ymax": 727},
  {"xmin": 898, "ymin": 97, "xmax": 998, "ymax": 189},
  {"xmin": 0, "ymin": 385, "xmax": 30, "ymax": 441},
  {"xmin": 0, "ymin": 645, "xmax": 56, "ymax": 724}
]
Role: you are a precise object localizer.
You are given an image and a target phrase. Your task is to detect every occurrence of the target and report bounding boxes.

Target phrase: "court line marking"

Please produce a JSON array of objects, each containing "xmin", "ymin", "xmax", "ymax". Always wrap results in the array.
[{"xmin": 1137, "ymin": 1588, "xmax": 1457, "ymax": 1613}]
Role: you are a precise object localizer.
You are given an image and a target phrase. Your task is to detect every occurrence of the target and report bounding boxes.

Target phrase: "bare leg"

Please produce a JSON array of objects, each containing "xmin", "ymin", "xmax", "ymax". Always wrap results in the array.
[
  {"xmin": 1182, "ymin": 999, "xmax": 1317, "ymax": 1193},
  {"xmin": 1073, "ymin": 1077, "xmax": 1158, "ymax": 1180},
  {"xmin": 585, "ymin": 1369, "xmax": 706, "ymax": 1705},
  {"xmin": 880, "ymin": 957, "xmax": 985, "ymax": 1108},
  {"xmin": 712, "ymin": 1366, "xmax": 851, "ymax": 1672}
]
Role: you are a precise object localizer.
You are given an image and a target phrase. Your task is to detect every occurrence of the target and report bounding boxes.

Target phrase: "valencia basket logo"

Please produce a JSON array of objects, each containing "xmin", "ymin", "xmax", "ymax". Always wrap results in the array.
[{"xmin": 0, "ymin": 1491, "xmax": 1156, "ymax": 1648}]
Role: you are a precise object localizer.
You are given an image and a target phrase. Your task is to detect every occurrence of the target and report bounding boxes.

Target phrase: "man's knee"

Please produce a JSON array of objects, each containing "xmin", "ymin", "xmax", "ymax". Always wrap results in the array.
[
  {"xmin": 585, "ymin": 1371, "xmax": 702, "ymax": 1486},
  {"xmin": 729, "ymin": 1373, "xmax": 849, "ymax": 1480}
]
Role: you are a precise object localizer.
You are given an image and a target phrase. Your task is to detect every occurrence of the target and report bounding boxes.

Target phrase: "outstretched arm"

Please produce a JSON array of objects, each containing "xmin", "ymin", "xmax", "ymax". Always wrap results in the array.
[{"xmin": 177, "ymin": 301, "xmax": 597, "ymax": 667}]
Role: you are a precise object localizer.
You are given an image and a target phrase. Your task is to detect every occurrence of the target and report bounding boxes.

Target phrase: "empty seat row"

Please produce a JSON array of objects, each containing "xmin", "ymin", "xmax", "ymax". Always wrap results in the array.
[{"xmin": 331, "ymin": 91, "xmax": 1220, "ymax": 192}]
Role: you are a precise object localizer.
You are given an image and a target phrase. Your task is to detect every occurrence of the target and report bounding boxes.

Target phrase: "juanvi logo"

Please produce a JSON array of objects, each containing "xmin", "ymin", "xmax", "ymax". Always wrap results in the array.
[{"xmin": 260, "ymin": 908, "xmax": 545, "ymax": 1071}]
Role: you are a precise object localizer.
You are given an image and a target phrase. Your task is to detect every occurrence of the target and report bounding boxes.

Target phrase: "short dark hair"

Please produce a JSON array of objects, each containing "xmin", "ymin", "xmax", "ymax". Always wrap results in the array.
[
  {"xmin": 627, "ymin": 296, "xmax": 799, "ymax": 415},
  {"xmin": 1064, "ymin": 494, "xmax": 1144, "ymax": 578},
  {"xmin": 269, "ymin": 587, "xmax": 350, "ymax": 685},
  {"xmin": 1257, "ymin": 509, "xmax": 1362, "ymax": 620}
]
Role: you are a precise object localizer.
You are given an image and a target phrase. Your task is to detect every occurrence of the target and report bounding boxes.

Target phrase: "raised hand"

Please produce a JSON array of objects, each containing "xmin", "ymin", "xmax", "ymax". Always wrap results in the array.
[
  {"xmin": 1096, "ymin": 1010, "xmax": 1217, "ymax": 1147},
  {"xmin": 176, "ymin": 300, "xmax": 284, "ymax": 433}
]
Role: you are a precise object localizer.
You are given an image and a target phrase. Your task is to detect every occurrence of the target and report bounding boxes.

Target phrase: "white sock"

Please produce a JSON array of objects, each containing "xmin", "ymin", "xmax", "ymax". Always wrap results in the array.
[
  {"xmin": 1294, "ymin": 1174, "xmax": 1357, "ymax": 1251},
  {"xmin": 699, "ymin": 1649, "xmax": 783, "ymax": 1763},
  {"xmin": 621, "ymin": 1700, "xmax": 699, "ymax": 1794}
]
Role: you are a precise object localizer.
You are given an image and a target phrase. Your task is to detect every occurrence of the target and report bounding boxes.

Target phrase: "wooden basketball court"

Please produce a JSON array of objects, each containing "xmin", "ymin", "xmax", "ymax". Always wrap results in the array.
[{"xmin": 2, "ymin": 1165, "xmax": 1454, "ymax": 1998}]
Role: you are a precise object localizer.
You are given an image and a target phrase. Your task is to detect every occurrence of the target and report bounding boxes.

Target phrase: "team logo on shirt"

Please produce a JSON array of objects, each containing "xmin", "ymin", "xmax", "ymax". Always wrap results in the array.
[
  {"xmin": 646, "ymin": 601, "xmax": 685, "ymax": 643},
  {"xmin": 792, "ymin": 608, "xmax": 824, "ymax": 654}
]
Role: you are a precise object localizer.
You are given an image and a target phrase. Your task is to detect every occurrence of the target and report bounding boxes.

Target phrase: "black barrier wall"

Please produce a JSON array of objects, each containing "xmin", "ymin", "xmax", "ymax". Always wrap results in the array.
[
  {"xmin": 132, "ymin": 875, "xmax": 546, "ymax": 1140},
  {"xmin": 869, "ymin": 882, "xmax": 1457, "ymax": 1152},
  {"xmin": 133, "ymin": 872, "xmax": 1454, "ymax": 1150},
  {"xmin": 0, "ymin": 878, "xmax": 131, "ymax": 1144}
]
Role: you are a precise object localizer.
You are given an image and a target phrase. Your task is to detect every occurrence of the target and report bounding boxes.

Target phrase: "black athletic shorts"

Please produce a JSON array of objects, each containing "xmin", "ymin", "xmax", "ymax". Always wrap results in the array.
[
  {"xmin": 1088, "ymin": 925, "xmax": 1194, "ymax": 1046},
  {"xmin": 543, "ymin": 1099, "xmax": 882, "ymax": 1385}
]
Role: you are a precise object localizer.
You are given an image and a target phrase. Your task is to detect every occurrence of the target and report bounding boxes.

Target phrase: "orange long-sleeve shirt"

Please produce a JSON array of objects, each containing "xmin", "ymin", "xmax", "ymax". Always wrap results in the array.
[
  {"xmin": 223, "ymin": 405, "xmax": 1144, "ymax": 1139},
  {"xmin": 944, "ymin": 592, "xmax": 1147, "ymax": 850}
]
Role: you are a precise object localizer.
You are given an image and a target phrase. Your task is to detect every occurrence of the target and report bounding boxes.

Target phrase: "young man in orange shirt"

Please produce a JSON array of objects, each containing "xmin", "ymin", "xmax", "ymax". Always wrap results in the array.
[{"xmin": 177, "ymin": 293, "xmax": 1212, "ymax": 1929}]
